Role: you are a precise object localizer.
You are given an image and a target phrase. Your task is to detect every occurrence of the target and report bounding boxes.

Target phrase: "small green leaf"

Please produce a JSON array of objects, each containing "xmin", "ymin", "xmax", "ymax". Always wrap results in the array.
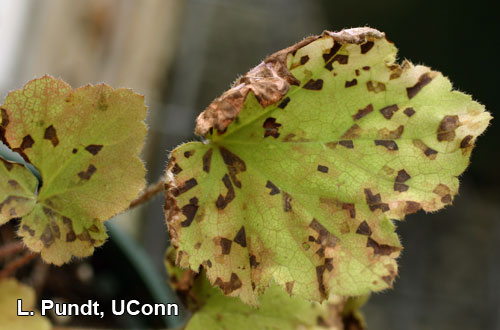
[
  {"xmin": 0, "ymin": 157, "xmax": 37, "ymax": 224},
  {"xmin": 0, "ymin": 76, "xmax": 147, "ymax": 264},
  {"xmin": 0, "ymin": 279, "xmax": 52, "ymax": 330},
  {"xmin": 165, "ymin": 28, "xmax": 491, "ymax": 304}
]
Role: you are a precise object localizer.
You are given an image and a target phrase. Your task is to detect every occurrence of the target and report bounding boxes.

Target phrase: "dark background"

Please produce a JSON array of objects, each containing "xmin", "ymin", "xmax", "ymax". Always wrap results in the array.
[{"xmin": 0, "ymin": 0, "xmax": 498, "ymax": 329}]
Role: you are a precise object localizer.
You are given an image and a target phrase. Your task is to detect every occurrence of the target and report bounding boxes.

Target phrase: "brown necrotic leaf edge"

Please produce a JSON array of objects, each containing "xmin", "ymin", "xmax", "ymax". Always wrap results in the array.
[{"xmin": 194, "ymin": 27, "xmax": 384, "ymax": 137}]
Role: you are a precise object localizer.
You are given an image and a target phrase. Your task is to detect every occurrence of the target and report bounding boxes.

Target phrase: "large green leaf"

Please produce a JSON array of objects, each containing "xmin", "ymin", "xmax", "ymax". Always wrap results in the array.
[
  {"xmin": 165, "ymin": 28, "xmax": 491, "ymax": 305},
  {"xmin": 0, "ymin": 76, "xmax": 147, "ymax": 264}
]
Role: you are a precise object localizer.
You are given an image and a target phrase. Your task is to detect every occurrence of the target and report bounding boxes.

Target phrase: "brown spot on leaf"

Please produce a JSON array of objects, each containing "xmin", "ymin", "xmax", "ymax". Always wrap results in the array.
[
  {"xmin": 309, "ymin": 219, "xmax": 337, "ymax": 248},
  {"xmin": 364, "ymin": 188, "xmax": 390, "ymax": 212},
  {"xmin": 7, "ymin": 180, "xmax": 19, "ymax": 188},
  {"xmin": 404, "ymin": 201, "xmax": 421, "ymax": 214},
  {"xmin": 40, "ymin": 225, "xmax": 55, "ymax": 247},
  {"xmin": 0, "ymin": 158, "xmax": 13, "ymax": 171},
  {"xmin": 22, "ymin": 225, "xmax": 35, "ymax": 237},
  {"xmin": 206, "ymin": 260, "xmax": 212, "ymax": 268},
  {"xmin": 345, "ymin": 79, "xmax": 357, "ymax": 88},
  {"xmin": 380, "ymin": 104, "xmax": 399, "ymax": 120},
  {"xmin": 374, "ymin": 140, "xmax": 398, "ymax": 151},
  {"xmin": 72, "ymin": 148, "xmax": 78, "ymax": 154},
  {"xmin": 441, "ymin": 194, "xmax": 452, "ymax": 204},
  {"xmin": 437, "ymin": 115, "xmax": 460, "ymax": 142},
  {"xmin": 367, "ymin": 237, "xmax": 400, "ymax": 256},
  {"xmin": 249, "ymin": 254, "xmax": 260, "ymax": 268},
  {"xmin": 395, "ymin": 169, "xmax": 411, "ymax": 182},
  {"xmin": 460, "ymin": 135, "xmax": 474, "ymax": 148},
  {"xmin": 202, "ymin": 148, "xmax": 213, "ymax": 173},
  {"xmin": 283, "ymin": 192, "xmax": 292, "ymax": 212},
  {"xmin": 62, "ymin": 217, "xmax": 76, "ymax": 242},
  {"xmin": 316, "ymin": 265, "xmax": 327, "ymax": 299},
  {"xmin": 0, "ymin": 196, "xmax": 30, "ymax": 214},
  {"xmin": 433, "ymin": 184, "xmax": 451, "ymax": 198},
  {"xmin": 265, "ymin": 180, "xmax": 280, "ymax": 195},
  {"xmin": 42, "ymin": 207, "xmax": 55, "ymax": 218},
  {"xmin": 341, "ymin": 124, "xmax": 361, "ymax": 139},
  {"xmin": 356, "ymin": 221, "xmax": 372, "ymax": 236},
  {"xmin": 317, "ymin": 165, "xmax": 329, "ymax": 173},
  {"xmin": 216, "ymin": 174, "xmax": 235, "ymax": 210},
  {"xmin": 325, "ymin": 142, "xmax": 338, "ymax": 149},
  {"xmin": 332, "ymin": 54, "xmax": 348, "ymax": 65},
  {"xmin": 171, "ymin": 163, "xmax": 182, "ymax": 175},
  {"xmin": 0, "ymin": 107, "xmax": 9, "ymax": 130},
  {"xmin": 285, "ymin": 281, "xmax": 294, "ymax": 295},
  {"xmin": 303, "ymin": 79, "xmax": 323, "ymax": 90},
  {"xmin": 378, "ymin": 125, "xmax": 404, "ymax": 139},
  {"xmin": 172, "ymin": 178, "xmax": 198, "ymax": 196},
  {"xmin": 360, "ymin": 41, "xmax": 374, "ymax": 54},
  {"xmin": 325, "ymin": 258, "xmax": 334, "ymax": 272},
  {"xmin": 219, "ymin": 147, "xmax": 247, "ymax": 188},
  {"xmin": 78, "ymin": 164, "xmax": 97, "ymax": 180},
  {"xmin": 394, "ymin": 169, "xmax": 411, "ymax": 192},
  {"xmin": 214, "ymin": 273, "xmax": 242, "ymax": 294},
  {"xmin": 413, "ymin": 139, "xmax": 437, "ymax": 159},
  {"xmin": 85, "ymin": 144, "xmax": 103, "ymax": 155},
  {"xmin": 323, "ymin": 42, "xmax": 342, "ymax": 63},
  {"xmin": 403, "ymin": 107, "xmax": 416, "ymax": 117},
  {"xmin": 219, "ymin": 238, "xmax": 232, "ymax": 255},
  {"xmin": 44, "ymin": 125, "xmax": 59, "ymax": 147},
  {"xmin": 263, "ymin": 117, "xmax": 282, "ymax": 138},
  {"xmin": 367, "ymin": 81, "xmax": 386, "ymax": 93},
  {"xmin": 278, "ymin": 97, "xmax": 290, "ymax": 109},
  {"xmin": 181, "ymin": 197, "xmax": 199, "ymax": 227},
  {"xmin": 362, "ymin": 66, "xmax": 370, "ymax": 71},
  {"xmin": 78, "ymin": 230, "xmax": 92, "ymax": 242},
  {"xmin": 14, "ymin": 135, "xmax": 35, "ymax": 161},
  {"xmin": 382, "ymin": 275, "xmax": 394, "ymax": 286},
  {"xmin": 407, "ymin": 72, "xmax": 434, "ymax": 99},
  {"xmin": 353, "ymin": 104, "xmax": 373, "ymax": 120},
  {"xmin": 184, "ymin": 150, "xmax": 194, "ymax": 158},
  {"xmin": 342, "ymin": 203, "xmax": 356, "ymax": 218},
  {"xmin": 339, "ymin": 140, "xmax": 354, "ymax": 148},
  {"xmin": 233, "ymin": 226, "xmax": 247, "ymax": 247},
  {"xmin": 300, "ymin": 55, "xmax": 309, "ymax": 65}
]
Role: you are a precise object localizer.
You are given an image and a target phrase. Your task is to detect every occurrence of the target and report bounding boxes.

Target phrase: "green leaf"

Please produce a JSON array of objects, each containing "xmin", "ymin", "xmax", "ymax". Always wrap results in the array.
[
  {"xmin": 165, "ymin": 247, "xmax": 364, "ymax": 330},
  {"xmin": 165, "ymin": 28, "xmax": 491, "ymax": 304},
  {"xmin": 0, "ymin": 157, "xmax": 37, "ymax": 224},
  {"xmin": 0, "ymin": 279, "xmax": 52, "ymax": 330},
  {"xmin": 0, "ymin": 76, "xmax": 147, "ymax": 265}
]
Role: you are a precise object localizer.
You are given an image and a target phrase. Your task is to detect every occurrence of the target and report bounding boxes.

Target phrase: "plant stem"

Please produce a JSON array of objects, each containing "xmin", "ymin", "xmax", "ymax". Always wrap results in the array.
[
  {"xmin": 0, "ymin": 241, "xmax": 25, "ymax": 259},
  {"xmin": 0, "ymin": 252, "xmax": 37, "ymax": 280},
  {"xmin": 129, "ymin": 176, "xmax": 165, "ymax": 209}
]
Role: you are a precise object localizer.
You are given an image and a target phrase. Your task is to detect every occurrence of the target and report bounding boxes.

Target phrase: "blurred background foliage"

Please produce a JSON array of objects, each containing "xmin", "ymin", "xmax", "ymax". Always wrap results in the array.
[{"xmin": 0, "ymin": 0, "xmax": 498, "ymax": 329}]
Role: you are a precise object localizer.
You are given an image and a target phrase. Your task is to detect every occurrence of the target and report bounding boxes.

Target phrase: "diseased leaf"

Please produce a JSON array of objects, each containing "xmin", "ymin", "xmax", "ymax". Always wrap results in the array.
[
  {"xmin": 0, "ymin": 279, "xmax": 51, "ymax": 330},
  {"xmin": 165, "ymin": 27, "xmax": 491, "ymax": 305},
  {"xmin": 0, "ymin": 76, "xmax": 146, "ymax": 264},
  {"xmin": 165, "ymin": 247, "xmax": 363, "ymax": 330},
  {"xmin": 0, "ymin": 157, "xmax": 37, "ymax": 224}
]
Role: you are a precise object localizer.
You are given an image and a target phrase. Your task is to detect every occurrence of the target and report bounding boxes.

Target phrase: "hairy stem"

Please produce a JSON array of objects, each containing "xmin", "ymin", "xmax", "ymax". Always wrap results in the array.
[
  {"xmin": 0, "ymin": 252, "xmax": 38, "ymax": 280},
  {"xmin": 129, "ymin": 176, "xmax": 165, "ymax": 209},
  {"xmin": 0, "ymin": 241, "xmax": 25, "ymax": 259}
]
